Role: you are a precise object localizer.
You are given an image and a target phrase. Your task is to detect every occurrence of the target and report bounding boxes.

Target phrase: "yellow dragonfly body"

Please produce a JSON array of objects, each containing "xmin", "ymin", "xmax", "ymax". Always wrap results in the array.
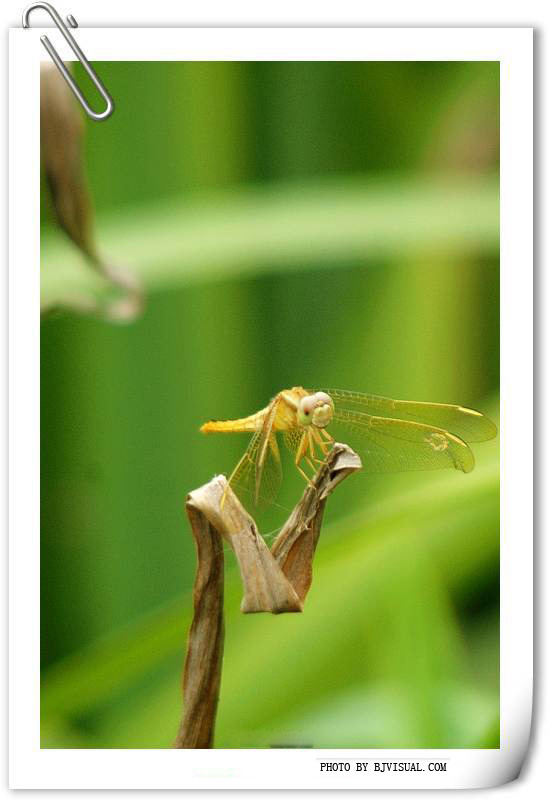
[{"xmin": 200, "ymin": 387, "xmax": 497, "ymax": 508}]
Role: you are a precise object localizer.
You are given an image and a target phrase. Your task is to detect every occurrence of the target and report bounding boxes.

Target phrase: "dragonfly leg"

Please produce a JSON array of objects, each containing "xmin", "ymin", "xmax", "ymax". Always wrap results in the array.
[
  {"xmin": 220, "ymin": 484, "xmax": 229, "ymax": 510},
  {"xmin": 311, "ymin": 427, "xmax": 331, "ymax": 458},
  {"xmin": 295, "ymin": 431, "xmax": 309, "ymax": 465},
  {"xmin": 294, "ymin": 432, "xmax": 315, "ymax": 488},
  {"xmin": 309, "ymin": 439, "xmax": 326, "ymax": 465},
  {"xmin": 304, "ymin": 455, "xmax": 317, "ymax": 474},
  {"xmin": 319, "ymin": 428, "xmax": 334, "ymax": 453},
  {"xmin": 296, "ymin": 461, "xmax": 316, "ymax": 489}
]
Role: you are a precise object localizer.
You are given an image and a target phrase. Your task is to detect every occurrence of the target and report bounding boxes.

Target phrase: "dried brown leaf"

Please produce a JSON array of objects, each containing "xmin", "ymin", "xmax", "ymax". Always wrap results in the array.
[
  {"xmin": 175, "ymin": 443, "xmax": 361, "ymax": 747},
  {"xmin": 40, "ymin": 64, "xmax": 143, "ymax": 321}
]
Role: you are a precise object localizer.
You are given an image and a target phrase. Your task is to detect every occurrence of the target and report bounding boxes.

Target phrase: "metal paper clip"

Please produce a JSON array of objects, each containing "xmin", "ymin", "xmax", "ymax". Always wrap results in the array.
[{"xmin": 22, "ymin": 2, "xmax": 114, "ymax": 121}]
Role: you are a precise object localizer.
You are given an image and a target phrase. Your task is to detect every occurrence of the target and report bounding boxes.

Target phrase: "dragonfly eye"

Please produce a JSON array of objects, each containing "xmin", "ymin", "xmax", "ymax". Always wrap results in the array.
[
  {"xmin": 298, "ymin": 392, "xmax": 334, "ymax": 427},
  {"xmin": 297, "ymin": 395, "xmax": 316, "ymax": 426}
]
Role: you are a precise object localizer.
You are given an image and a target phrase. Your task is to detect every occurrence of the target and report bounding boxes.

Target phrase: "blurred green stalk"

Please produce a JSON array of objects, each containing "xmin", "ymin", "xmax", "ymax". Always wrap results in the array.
[{"xmin": 41, "ymin": 175, "xmax": 498, "ymax": 308}]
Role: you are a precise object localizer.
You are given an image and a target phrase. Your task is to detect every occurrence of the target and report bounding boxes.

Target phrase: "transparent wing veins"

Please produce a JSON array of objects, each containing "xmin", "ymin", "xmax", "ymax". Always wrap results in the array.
[
  {"xmin": 330, "ymin": 407, "xmax": 475, "ymax": 473},
  {"xmin": 318, "ymin": 388, "xmax": 497, "ymax": 442}
]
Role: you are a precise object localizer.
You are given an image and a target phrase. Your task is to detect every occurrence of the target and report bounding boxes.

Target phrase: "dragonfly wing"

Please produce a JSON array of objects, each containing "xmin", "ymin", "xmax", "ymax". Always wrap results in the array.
[
  {"xmin": 229, "ymin": 430, "xmax": 283, "ymax": 509},
  {"xmin": 319, "ymin": 389, "xmax": 497, "ymax": 442},
  {"xmin": 229, "ymin": 431, "xmax": 260, "ymax": 504},
  {"xmin": 283, "ymin": 428, "xmax": 304, "ymax": 454},
  {"xmin": 259, "ymin": 433, "xmax": 283, "ymax": 507},
  {"xmin": 330, "ymin": 408, "xmax": 475, "ymax": 473},
  {"xmin": 254, "ymin": 398, "xmax": 281, "ymax": 503},
  {"xmin": 229, "ymin": 395, "xmax": 283, "ymax": 509}
]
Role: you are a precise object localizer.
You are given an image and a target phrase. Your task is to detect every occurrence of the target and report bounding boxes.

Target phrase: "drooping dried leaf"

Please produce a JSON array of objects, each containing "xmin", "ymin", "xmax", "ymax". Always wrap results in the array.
[
  {"xmin": 40, "ymin": 64, "xmax": 143, "ymax": 321},
  {"xmin": 175, "ymin": 443, "xmax": 361, "ymax": 747},
  {"xmin": 41, "ymin": 63, "xmax": 97, "ymax": 259}
]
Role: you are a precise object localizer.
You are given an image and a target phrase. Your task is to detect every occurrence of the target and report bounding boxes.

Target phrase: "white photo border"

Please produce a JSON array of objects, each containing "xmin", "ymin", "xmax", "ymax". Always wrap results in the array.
[{"xmin": 9, "ymin": 26, "xmax": 532, "ymax": 790}]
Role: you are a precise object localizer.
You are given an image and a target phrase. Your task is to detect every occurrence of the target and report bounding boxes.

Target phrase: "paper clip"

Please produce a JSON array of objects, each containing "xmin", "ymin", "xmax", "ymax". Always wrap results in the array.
[{"xmin": 22, "ymin": 2, "xmax": 114, "ymax": 121}]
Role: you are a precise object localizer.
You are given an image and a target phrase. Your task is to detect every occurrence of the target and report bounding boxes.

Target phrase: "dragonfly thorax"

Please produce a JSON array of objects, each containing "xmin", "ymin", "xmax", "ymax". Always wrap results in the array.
[{"xmin": 297, "ymin": 391, "xmax": 334, "ymax": 429}]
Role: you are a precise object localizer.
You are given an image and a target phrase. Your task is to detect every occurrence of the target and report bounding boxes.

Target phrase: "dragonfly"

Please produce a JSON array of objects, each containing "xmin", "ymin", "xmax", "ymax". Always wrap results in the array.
[{"xmin": 200, "ymin": 387, "xmax": 497, "ymax": 508}]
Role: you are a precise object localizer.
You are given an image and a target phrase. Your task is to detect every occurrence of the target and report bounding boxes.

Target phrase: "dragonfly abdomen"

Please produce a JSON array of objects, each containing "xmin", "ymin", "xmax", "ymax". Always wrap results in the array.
[{"xmin": 200, "ymin": 411, "xmax": 265, "ymax": 434}]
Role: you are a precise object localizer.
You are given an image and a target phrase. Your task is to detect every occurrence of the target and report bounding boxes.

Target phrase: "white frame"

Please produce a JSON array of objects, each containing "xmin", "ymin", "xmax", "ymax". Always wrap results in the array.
[{"xmin": 9, "ymin": 27, "xmax": 532, "ymax": 789}]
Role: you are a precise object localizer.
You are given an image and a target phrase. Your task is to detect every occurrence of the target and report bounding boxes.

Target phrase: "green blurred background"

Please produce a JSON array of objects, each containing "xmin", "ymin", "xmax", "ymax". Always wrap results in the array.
[{"xmin": 40, "ymin": 61, "xmax": 499, "ymax": 748}]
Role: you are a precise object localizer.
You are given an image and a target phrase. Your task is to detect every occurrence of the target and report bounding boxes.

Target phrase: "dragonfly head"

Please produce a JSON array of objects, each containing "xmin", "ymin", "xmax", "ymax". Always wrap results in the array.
[{"xmin": 297, "ymin": 391, "xmax": 334, "ymax": 428}]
